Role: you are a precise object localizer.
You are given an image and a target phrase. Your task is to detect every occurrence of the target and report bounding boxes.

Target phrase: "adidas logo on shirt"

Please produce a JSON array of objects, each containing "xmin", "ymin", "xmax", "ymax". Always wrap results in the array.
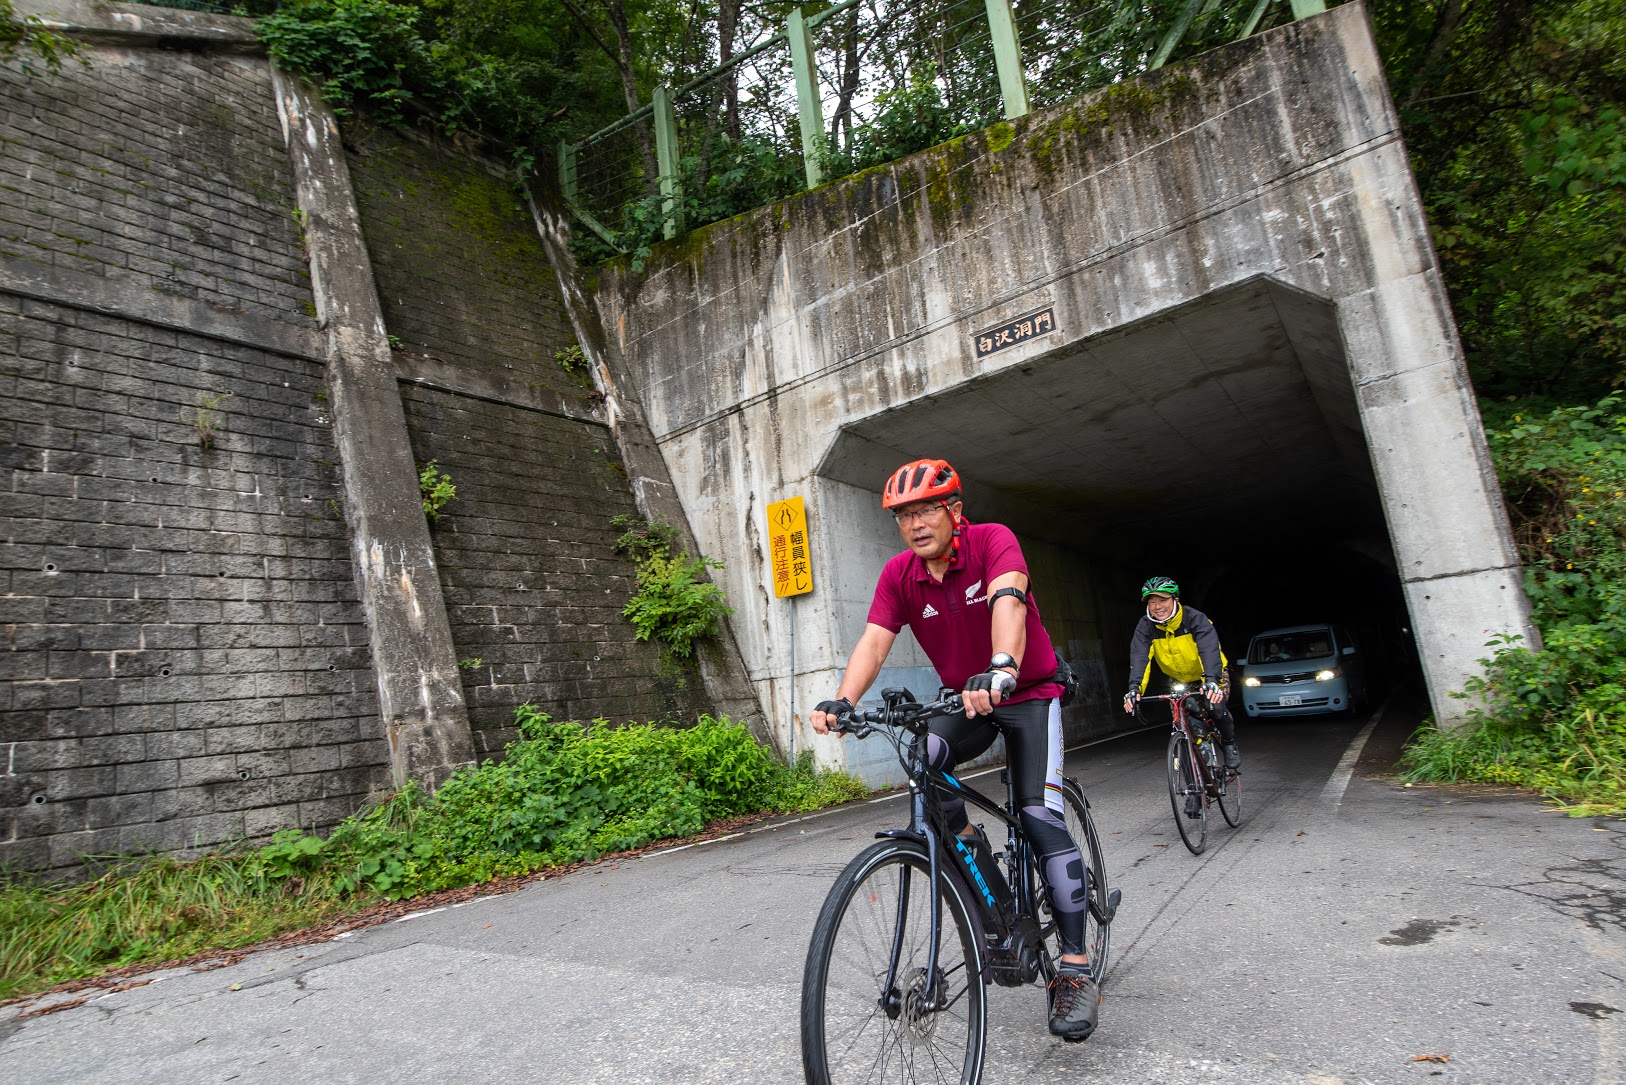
[{"xmin": 922, "ymin": 604, "xmax": 939, "ymax": 619}]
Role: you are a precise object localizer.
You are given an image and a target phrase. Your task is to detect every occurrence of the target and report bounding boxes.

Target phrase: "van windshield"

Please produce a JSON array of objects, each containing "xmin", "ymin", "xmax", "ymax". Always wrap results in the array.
[{"xmin": 1248, "ymin": 630, "xmax": 1334, "ymax": 665}]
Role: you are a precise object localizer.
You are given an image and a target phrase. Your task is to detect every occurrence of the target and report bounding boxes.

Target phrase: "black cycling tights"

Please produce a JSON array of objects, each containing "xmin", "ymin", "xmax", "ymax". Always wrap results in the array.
[{"xmin": 925, "ymin": 697, "xmax": 1089, "ymax": 958}]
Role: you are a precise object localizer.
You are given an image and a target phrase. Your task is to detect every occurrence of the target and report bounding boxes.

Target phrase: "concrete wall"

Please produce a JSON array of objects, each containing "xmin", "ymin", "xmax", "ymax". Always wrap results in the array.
[
  {"xmin": 592, "ymin": 2, "xmax": 1537, "ymax": 774},
  {"xmin": 0, "ymin": 25, "xmax": 392, "ymax": 868},
  {"xmin": 0, "ymin": 1, "xmax": 729, "ymax": 873},
  {"xmin": 342, "ymin": 129, "xmax": 710, "ymax": 754}
]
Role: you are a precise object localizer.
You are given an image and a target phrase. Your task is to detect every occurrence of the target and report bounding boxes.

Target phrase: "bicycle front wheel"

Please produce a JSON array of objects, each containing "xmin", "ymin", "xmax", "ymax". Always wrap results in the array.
[
  {"xmin": 1212, "ymin": 732, "xmax": 1242, "ymax": 827},
  {"xmin": 801, "ymin": 839, "xmax": 988, "ymax": 1085},
  {"xmin": 1167, "ymin": 731, "xmax": 1208, "ymax": 855}
]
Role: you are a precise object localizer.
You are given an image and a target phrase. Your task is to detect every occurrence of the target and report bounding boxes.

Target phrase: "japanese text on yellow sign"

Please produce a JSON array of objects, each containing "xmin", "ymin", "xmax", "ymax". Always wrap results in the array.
[{"xmin": 767, "ymin": 496, "xmax": 812, "ymax": 598}]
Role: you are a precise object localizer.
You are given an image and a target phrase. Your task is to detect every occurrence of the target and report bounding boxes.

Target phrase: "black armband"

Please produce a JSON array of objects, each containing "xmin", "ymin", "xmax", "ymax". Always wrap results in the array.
[{"xmin": 988, "ymin": 586, "xmax": 1028, "ymax": 610}]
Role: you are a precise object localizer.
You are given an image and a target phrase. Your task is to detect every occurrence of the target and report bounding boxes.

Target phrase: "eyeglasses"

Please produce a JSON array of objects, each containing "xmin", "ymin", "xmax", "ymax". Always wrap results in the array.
[{"xmin": 892, "ymin": 505, "xmax": 946, "ymax": 526}]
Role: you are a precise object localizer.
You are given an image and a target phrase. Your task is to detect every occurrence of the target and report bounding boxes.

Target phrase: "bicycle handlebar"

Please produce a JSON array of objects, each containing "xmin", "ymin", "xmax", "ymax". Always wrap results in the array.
[
  {"xmin": 1132, "ymin": 689, "xmax": 1212, "ymax": 725},
  {"xmin": 834, "ymin": 690, "xmax": 965, "ymax": 738}
]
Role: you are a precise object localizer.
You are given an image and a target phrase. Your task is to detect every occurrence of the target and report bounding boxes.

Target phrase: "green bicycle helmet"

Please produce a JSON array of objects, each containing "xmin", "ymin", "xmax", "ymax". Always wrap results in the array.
[{"xmin": 1140, "ymin": 576, "xmax": 1179, "ymax": 599}]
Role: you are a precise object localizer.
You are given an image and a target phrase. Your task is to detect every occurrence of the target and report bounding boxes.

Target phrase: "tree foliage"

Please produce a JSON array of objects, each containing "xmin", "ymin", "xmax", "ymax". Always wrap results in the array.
[
  {"xmin": 1371, "ymin": 0, "xmax": 1626, "ymax": 401},
  {"xmin": 255, "ymin": 0, "xmax": 648, "ymax": 168}
]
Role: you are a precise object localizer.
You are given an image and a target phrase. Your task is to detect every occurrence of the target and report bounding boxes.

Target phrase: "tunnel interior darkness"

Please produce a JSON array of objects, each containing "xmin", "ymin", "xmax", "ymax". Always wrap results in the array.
[{"xmin": 818, "ymin": 278, "xmax": 1423, "ymax": 700}]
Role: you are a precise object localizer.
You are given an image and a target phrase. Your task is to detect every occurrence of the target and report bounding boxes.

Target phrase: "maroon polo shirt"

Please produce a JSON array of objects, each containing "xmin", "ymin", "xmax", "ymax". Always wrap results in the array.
[{"xmin": 866, "ymin": 521, "xmax": 1063, "ymax": 705}]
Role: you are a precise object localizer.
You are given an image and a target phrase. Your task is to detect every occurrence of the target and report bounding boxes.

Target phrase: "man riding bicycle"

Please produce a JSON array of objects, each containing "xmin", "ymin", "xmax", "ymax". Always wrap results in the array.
[
  {"xmin": 1122, "ymin": 576, "xmax": 1242, "ymax": 808},
  {"xmin": 810, "ymin": 458, "xmax": 1101, "ymax": 1042}
]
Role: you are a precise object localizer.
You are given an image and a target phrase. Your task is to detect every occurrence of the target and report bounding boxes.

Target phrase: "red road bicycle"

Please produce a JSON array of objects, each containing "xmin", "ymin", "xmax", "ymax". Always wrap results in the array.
[{"xmin": 1134, "ymin": 688, "xmax": 1242, "ymax": 854}]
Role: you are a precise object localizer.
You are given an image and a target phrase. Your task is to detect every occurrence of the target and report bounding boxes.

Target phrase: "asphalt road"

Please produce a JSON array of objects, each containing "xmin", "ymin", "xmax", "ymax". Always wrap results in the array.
[{"xmin": 4, "ymin": 705, "xmax": 1623, "ymax": 1085}]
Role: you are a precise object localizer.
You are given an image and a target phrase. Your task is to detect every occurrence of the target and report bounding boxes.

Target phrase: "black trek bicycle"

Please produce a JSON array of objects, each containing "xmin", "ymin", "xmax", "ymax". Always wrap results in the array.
[
  {"xmin": 800, "ymin": 688, "xmax": 1120, "ymax": 1085},
  {"xmin": 1135, "ymin": 688, "xmax": 1242, "ymax": 854}
]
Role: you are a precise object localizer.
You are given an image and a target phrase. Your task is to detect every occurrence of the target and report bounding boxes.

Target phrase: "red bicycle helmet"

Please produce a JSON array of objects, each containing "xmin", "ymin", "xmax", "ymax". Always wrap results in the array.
[{"xmin": 882, "ymin": 459, "xmax": 962, "ymax": 509}]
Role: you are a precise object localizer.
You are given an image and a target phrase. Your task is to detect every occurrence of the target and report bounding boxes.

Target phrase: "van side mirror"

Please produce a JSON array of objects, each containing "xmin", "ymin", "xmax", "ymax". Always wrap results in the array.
[{"xmin": 1342, "ymin": 646, "xmax": 1356, "ymax": 656}]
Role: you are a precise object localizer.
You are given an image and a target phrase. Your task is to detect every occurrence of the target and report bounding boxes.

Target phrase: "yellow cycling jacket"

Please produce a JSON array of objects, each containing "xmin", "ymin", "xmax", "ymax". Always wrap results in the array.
[{"xmin": 1128, "ymin": 603, "xmax": 1229, "ymax": 694}]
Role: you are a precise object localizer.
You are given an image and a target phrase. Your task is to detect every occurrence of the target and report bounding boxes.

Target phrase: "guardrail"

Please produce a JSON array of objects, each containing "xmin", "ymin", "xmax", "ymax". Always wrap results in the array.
[{"xmin": 562, "ymin": 0, "xmax": 1331, "ymax": 256}]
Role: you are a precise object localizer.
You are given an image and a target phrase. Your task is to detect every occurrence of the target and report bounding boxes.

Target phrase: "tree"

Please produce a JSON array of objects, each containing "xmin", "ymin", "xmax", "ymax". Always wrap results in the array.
[{"xmin": 1370, "ymin": 0, "xmax": 1626, "ymax": 402}]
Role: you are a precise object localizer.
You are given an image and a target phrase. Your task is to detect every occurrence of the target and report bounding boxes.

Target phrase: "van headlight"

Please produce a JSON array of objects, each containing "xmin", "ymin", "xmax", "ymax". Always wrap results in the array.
[
  {"xmin": 1316, "ymin": 669, "xmax": 1340, "ymax": 681},
  {"xmin": 1243, "ymin": 676, "xmax": 1261, "ymax": 687}
]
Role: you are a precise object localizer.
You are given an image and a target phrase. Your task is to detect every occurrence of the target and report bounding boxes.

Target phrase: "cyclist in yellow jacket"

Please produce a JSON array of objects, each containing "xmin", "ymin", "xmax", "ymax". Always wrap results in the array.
[{"xmin": 1122, "ymin": 576, "xmax": 1242, "ymax": 779}]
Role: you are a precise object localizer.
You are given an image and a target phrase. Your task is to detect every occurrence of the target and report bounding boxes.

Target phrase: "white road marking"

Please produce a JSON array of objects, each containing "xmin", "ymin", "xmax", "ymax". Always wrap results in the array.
[{"xmin": 1319, "ymin": 702, "xmax": 1387, "ymax": 808}]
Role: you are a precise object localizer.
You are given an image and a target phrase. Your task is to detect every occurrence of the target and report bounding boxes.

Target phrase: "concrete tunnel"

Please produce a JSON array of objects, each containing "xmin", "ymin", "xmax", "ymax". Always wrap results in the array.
[
  {"xmin": 816, "ymin": 278, "xmax": 1418, "ymax": 751},
  {"xmin": 588, "ymin": 4, "xmax": 1539, "ymax": 783}
]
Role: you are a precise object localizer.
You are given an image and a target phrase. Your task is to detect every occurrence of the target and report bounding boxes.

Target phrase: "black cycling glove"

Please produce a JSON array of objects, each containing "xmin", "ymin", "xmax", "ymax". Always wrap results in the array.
[
  {"xmin": 814, "ymin": 697, "xmax": 854, "ymax": 718},
  {"xmin": 965, "ymin": 670, "xmax": 1017, "ymax": 696}
]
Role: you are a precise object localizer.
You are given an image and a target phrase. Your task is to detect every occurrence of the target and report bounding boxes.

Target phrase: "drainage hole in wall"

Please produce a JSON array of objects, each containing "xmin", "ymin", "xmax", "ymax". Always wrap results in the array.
[
  {"xmin": 31, "ymin": 794, "xmax": 47, "ymax": 804},
  {"xmin": 150, "ymin": 477, "xmax": 158, "ymax": 483},
  {"xmin": 328, "ymin": 664, "xmax": 336, "ymax": 670},
  {"xmin": 159, "ymin": 666, "xmax": 172, "ymax": 677},
  {"xmin": 43, "ymin": 563, "xmax": 57, "ymax": 573},
  {"xmin": 237, "ymin": 769, "xmax": 251, "ymax": 781}
]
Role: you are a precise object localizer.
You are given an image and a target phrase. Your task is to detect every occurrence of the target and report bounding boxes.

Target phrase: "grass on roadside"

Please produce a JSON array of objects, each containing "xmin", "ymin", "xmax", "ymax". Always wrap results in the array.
[
  {"xmin": 0, "ymin": 710, "xmax": 869, "ymax": 1003},
  {"xmin": 1399, "ymin": 705, "xmax": 1626, "ymax": 817},
  {"xmin": 1401, "ymin": 396, "xmax": 1626, "ymax": 820}
]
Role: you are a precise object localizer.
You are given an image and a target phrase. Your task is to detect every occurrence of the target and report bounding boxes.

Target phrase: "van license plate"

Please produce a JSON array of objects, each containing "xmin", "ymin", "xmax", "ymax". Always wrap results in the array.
[{"xmin": 1279, "ymin": 694, "xmax": 1302, "ymax": 706}]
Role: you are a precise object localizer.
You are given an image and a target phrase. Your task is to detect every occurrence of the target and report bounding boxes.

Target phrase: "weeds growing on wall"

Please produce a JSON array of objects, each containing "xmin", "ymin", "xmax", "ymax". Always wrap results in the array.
[
  {"xmin": 1401, "ymin": 395, "xmax": 1626, "ymax": 815},
  {"xmin": 192, "ymin": 392, "xmax": 231, "ymax": 451},
  {"xmin": 0, "ymin": 711, "xmax": 868, "ymax": 1001},
  {"xmin": 418, "ymin": 459, "xmax": 456, "ymax": 520},
  {"xmin": 612, "ymin": 514, "xmax": 732, "ymax": 663}
]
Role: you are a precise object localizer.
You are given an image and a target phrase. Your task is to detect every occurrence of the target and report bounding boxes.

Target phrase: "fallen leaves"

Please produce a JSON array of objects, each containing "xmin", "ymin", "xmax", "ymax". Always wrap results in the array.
[
  {"xmin": 16, "ymin": 998, "xmax": 88, "ymax": 1019},
  {"xmin": 1410, "ymin": 1054, "xmax": 1450, "ymax": 1064}
]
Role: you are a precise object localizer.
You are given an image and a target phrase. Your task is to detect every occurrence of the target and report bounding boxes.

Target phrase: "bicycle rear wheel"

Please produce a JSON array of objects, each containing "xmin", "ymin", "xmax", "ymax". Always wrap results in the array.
[
  {"xmin": 1033, "ymin": 779, "xmax": 1113, "ymax": 980},
  {"xmin": 801, "ymin": 839, "xmax": 988, "ymax": 1085},
  {"xmin": 1166, "ymin": 731, "xmax": 1208, "ymax": 855}
]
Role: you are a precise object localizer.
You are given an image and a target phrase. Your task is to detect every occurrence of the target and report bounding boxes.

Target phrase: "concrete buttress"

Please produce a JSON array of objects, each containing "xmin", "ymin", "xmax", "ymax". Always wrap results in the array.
[
  {"xmin": 527, "ymin": 187, "xmax": 773, "ymax": 752},
  {"xmin": 271, "ymin": 69, "xmax": 476, "ymax": 789}
]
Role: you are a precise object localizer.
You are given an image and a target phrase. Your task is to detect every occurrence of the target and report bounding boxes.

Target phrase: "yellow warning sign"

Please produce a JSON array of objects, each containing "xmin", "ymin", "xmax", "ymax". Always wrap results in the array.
[{"xmin": 767, "ymin": 496, "xmax": 812, "ymax": 598}]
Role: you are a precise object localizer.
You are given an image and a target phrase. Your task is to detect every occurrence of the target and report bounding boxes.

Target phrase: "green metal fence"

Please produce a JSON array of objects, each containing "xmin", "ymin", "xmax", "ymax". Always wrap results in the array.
[{"xmin": 562, "ymin": 0, "xmax": 1332, "ymax": 257}]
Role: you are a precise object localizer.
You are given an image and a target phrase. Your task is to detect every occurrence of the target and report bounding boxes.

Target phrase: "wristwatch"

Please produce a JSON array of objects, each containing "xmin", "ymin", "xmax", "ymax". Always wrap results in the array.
[{"xmin": 989, "ymin": 652, "xmax": 1018, "ymax": 673}]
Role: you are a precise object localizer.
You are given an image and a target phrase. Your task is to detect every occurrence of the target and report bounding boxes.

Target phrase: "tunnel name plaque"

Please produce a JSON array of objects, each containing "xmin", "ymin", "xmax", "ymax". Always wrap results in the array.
[{"xmin": 974, "ymin": 307, "xmax": 1056, "ymax": 358}]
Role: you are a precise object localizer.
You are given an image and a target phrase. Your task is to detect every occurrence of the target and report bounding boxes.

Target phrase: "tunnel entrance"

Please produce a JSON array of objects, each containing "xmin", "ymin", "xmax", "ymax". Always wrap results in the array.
[{"xmin": 817, "ymin": 278, "xmax": 1423, "ymax": 731}]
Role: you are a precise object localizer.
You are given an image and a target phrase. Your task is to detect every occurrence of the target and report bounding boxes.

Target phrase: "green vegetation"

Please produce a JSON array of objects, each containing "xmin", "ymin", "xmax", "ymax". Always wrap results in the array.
[
  {"xmin": 1401, "ymin": 397, "xmax": 1626, "ymax": 814},
  {"xmin": 1, "ymin": 0, "xmax": 85, "ymax": 75},
  {"xmin": 192, "ymin": 391, "xmax": 231, "ymax": 451},
  {"xmin": 0, "ymin": 711, "xmax": 867, "ymax": 1001},
  {"xmin": 253, "ymin": 0, "xmax": 630, "ymax": 171},
  {"xmin": 417, "ymin": 459, "xmax": 456, "ymax": 520},
  {"xmin": 612, "ymin": 514, "xmax": 731, "ymax": 664},
  {"xmin": 554, "ymin": 342, "xmax": 587, "ymax": 376},
  {"xmin": 1371, "ymin": 0, "xmax": 1626, "ymax": 812},
  {"xmin": 1373, "ymin": 0, "xmax": 1625, "ymax": 402}
]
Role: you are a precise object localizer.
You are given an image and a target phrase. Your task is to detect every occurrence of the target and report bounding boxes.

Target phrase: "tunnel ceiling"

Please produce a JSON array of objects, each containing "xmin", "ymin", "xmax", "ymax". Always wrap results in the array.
[{"xmin": 818, "ymin": 278, "xmax": 1390, "ymax": 564}]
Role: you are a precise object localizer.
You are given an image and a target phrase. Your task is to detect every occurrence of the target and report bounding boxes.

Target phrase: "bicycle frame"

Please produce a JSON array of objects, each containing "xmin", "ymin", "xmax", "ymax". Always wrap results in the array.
[
  {"xmin": 845, "ymin": 688, "xmax": 1083, "ymax": 997},
  {"xmin": 1137, "ymin": 690, "xmax": 1223, "ymax": 794}
]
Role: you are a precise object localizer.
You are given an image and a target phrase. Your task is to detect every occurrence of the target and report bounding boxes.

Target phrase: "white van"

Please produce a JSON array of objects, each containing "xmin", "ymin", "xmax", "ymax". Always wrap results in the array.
[{"xmin": 1239, "ymin": 624, "xmax": 1367, "ymax": 718}]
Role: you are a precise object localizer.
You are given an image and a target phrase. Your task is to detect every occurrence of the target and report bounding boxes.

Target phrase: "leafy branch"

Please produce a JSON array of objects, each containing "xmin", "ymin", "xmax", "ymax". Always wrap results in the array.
[{"xmin": 1, "ymin": 0, "xmax": 87, "ymax": 77}]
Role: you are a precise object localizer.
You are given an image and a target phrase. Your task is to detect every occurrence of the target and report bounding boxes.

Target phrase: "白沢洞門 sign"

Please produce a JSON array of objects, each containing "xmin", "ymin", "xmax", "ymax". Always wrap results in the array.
[
  {"xmin": 767, "ymin": 496, "xmax": 812, "ymax": 598},
  {"xmin": 974, "ymin": 306, "xmax": 1056, "ymax": 358}
]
